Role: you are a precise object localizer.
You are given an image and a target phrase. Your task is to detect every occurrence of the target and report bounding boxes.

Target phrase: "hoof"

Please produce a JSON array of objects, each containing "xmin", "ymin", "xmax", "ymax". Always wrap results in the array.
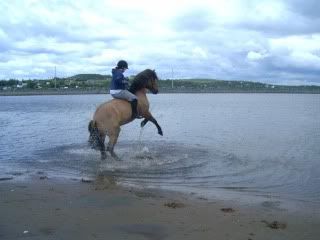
[
  {"xmin": 101, "ymin": 152, "xmax": 107, "ymax": 160},
  {"xmin": 88, "ymin": 141, "xmax": 100, "ymax": 150},
  {"xmin": 111, "ymin": 153, "xmax": 121, "ymax": 161}
]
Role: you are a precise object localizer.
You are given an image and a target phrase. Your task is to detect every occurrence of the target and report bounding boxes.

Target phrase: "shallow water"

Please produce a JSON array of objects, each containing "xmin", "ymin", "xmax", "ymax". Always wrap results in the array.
[{"xmin": 0, "ymin": 94, "xmax": 319, "ymax": 207}]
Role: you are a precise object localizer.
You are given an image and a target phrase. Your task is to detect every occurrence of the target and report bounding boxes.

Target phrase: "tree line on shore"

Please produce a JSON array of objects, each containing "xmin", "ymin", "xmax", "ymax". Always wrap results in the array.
[{"xmin": 1, "ymin": 74, "xmax": 319, "ymax": 93}]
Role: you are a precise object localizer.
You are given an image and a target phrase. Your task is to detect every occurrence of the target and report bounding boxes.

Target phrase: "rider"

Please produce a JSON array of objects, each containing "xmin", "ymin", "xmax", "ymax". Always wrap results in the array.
[{"xmin": 110, "ymin": 60, "xmax": 138, "ymax": 119}]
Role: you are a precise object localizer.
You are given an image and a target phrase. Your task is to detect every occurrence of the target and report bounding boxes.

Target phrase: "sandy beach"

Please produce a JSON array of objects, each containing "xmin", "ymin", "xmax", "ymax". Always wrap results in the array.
[{"xmin": 1, "ymin": 175, "xmax": 319, "ymax": 240}]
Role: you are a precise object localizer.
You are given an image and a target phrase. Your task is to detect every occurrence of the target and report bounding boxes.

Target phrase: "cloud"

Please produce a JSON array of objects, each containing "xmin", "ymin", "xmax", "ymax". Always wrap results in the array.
[
  {"xmin": 0, "ymin": 0, "xmax": 319, "ymax": 85},
  {"xmin": 287, "ymin": 0, "xmax": 320, "ymax": 19},
  {"xmin": 172, "ymin": 8, "xmax": 213, "ymax": 32},
  {"xmin": 247, "ymin": 51, "xmax": 268, "ymax": 61}
]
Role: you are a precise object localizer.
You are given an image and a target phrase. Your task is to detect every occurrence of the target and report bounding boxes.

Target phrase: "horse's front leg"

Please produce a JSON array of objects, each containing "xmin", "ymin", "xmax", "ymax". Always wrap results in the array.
[
  {"xmin": 141, "ymin": 118, "xmax": 148, "ymax": 128},
  {"xmin": 152, "ymin": 116, "xmax": 163, "ymax": 136},
  {"xmin": 141, "ymin": 115, "xmax": 163, "ymax": 136}
]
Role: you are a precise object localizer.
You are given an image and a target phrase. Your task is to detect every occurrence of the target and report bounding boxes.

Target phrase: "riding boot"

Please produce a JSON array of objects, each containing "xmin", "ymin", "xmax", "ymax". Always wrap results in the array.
[{"xmin": 130, "ymin": 99, "xmax": 138, "ymax": 119}]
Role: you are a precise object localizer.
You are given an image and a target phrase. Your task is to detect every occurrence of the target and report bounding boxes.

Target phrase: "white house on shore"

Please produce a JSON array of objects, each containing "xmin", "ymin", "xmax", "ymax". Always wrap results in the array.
[{"xmin": 16, "ymin": 83, "xmax": 27, "ymax": 88}]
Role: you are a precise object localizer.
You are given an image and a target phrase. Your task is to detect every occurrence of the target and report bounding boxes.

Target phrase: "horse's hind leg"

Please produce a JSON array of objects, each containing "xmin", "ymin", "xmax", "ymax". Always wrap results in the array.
[
  {"xmin": 106, "ymin": 127, "xmax": 120, "ymax": 160},
  {"xmin": 98, "ymin": 133, "xmax": 107, "ymax": 160}
]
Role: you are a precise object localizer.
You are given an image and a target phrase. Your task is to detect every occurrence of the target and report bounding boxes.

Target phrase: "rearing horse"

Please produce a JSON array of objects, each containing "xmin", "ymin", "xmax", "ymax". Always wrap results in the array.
[{"xmin": 88, "ymin": 69, "xmax": 163, "ymax": 160}]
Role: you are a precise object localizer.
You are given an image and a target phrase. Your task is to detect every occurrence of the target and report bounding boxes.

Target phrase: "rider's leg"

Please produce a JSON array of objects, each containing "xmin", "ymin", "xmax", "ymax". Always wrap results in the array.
[
  {"xmin": 111, "ymin": 90, "xmax": 138, "ymax": 119},
  {"xmin": 130, "ymin": 99, "xmax": 138, "ymax": 119}
]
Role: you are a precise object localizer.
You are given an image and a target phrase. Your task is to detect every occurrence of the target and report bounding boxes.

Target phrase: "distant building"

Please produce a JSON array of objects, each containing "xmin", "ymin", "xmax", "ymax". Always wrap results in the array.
[{"xmin": 16, "ymin": 83, "xmax": 27, "ymax": 88}]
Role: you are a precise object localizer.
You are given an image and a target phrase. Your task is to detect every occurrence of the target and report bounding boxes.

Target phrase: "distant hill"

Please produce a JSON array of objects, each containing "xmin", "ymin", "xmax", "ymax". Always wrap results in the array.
[
  {"xmin": 158, "ymin": 79, "xmax": 320, "ymax": 93},
  {"xmin": 66, "ymin": 74, "xmax": 110, "ymax": 81}
]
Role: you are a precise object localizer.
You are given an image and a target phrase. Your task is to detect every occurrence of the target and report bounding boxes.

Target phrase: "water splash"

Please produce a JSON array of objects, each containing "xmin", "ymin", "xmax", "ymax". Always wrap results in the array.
[{"xmin": 137, "ymin": 126, "xmax": 145, "ymax": 152}]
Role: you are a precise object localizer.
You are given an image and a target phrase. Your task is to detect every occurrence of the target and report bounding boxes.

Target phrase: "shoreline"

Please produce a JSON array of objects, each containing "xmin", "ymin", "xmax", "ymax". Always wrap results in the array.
[
  {"xmin": 1, "ymin": 175, "xmax": 319, "ymax": 239},
  {"xmin": 1, "ymin": 90, "xmax": 320, "ymax": 96}
]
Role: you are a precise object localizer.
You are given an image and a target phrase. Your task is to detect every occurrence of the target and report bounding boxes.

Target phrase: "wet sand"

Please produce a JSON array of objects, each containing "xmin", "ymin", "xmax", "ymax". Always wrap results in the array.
[{"xmin": 0, "ymin": 176, "xmax": 319, "ymax": 240}]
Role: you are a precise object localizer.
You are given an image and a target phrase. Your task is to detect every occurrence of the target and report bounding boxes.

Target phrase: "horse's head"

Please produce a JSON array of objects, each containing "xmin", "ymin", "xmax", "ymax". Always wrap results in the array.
[
  {"xmin": 146, "ymin": 69, "xmax": 159, "ymax": 94},
  {"xmin": 129, "ymin": 69, "xmax": 159, "ymax": 94}
]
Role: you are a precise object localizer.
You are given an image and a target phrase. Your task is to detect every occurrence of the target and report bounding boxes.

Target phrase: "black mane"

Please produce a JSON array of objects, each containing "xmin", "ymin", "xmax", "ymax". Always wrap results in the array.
[{"xmin": 129, "ymin": 69, "xmax": 158, "ymax": 94}]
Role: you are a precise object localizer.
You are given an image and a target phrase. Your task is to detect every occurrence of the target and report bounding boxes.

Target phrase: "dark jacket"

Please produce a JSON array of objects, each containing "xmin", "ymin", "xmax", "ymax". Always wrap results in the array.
[{"xmin": 110, "ymin": 68, "xmax": 129, "ymax": 90}]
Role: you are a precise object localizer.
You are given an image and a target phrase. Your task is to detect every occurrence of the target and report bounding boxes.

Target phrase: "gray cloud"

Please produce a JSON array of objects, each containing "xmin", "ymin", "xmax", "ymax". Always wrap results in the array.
[
  {"xmin": 226, "ymin": 1, "xmax": 320, "ymax": 37},
  {"xmin": 0, "ymin": 0, "xmax": 319, "ymax": 85},
  {"xmin": 236, "ymin": 18, "xmax": 320, "ymax": 37},
  {"xmin": 172, "ymin": 9, "xmax": 213, "ymax": 32},
  {"xmin": 287, "ymin": 0, "xmax": 320, "ymax": 19}
]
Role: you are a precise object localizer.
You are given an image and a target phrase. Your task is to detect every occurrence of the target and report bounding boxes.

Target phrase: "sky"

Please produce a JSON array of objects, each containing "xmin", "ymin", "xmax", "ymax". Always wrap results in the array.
[{"xmin": 0, "ymin": 0, "xmax": 320, "ymax": 85}]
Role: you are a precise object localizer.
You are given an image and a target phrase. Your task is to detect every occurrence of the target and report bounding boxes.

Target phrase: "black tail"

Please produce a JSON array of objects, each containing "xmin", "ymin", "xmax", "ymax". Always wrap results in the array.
[{"xmin": 88, "ymin": 120, "xmax": 100, "ymax": 150}]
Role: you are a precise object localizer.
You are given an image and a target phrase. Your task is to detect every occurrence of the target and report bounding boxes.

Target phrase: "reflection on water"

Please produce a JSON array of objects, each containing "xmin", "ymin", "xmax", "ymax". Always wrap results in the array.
[{"xmin": 0, "ymin": 94, "xmax": 320, "ymax": 207}]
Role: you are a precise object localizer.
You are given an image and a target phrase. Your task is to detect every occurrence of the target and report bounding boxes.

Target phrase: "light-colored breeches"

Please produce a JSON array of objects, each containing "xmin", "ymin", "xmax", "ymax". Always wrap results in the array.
[{"xmin": 111, "ymin": 90, "xmax": 137, "ymax": 102}]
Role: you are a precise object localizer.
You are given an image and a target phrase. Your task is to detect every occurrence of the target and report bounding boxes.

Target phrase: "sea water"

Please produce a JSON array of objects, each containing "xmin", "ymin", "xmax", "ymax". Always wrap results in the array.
[{"xmin": 1, "ymin": 94, "xmax": 319, "ymax": 208}]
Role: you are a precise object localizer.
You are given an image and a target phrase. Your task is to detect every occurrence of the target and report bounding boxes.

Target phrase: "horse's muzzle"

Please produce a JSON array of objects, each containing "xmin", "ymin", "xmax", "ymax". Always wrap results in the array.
[{"xmin": 152, "ymin": 89, "xmax": 158, "ymax": 94}]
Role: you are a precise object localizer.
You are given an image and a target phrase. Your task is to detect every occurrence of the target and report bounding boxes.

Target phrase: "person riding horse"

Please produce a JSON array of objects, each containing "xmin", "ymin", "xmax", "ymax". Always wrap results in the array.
[
  {"xmin": 89, "ymin": 68, "xmax": 163, "ymax": 160},
  {"xmin": 110, "ymin": 60, "xmax": 138, "ymax": 119}
]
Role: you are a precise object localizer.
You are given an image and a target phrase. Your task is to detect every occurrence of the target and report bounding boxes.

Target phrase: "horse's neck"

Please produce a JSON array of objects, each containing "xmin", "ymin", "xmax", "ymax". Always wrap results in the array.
[
  {"xmin": 135, "ymin": 88, "xmax": 148, "ymax": 104},
  {"xmin": 135, "ymin": 88, "xmax": 147, "ymax": 95}
]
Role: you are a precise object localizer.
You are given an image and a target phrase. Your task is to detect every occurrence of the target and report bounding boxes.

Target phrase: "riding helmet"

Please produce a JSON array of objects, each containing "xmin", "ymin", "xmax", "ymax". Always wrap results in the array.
[{"xmin": 117, "ymin": 60, "xmax": 128, "ymax": 69}]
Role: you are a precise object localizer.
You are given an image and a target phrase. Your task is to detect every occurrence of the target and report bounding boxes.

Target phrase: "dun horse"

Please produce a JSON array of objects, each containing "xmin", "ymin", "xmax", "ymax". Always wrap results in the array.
[{"xmin": 88, "ymin": 69, "xmax": 163, "ymax": 160}]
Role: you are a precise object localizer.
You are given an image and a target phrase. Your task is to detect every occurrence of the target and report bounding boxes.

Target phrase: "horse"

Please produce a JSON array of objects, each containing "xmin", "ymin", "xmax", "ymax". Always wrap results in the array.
[{"xmin": 88, "ymin": 69, "xmax": 163, "ymax": 160}]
